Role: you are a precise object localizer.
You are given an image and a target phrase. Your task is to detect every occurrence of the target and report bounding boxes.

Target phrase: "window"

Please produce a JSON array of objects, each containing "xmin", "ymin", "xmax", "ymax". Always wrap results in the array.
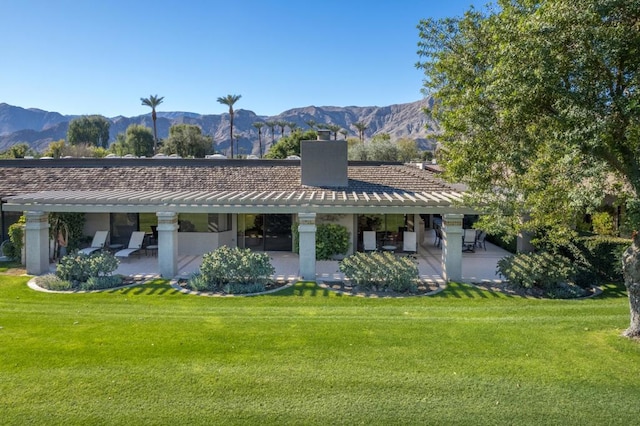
[{"xmin": 178, "ymin": 213, "xmax": 232, "ymax": 233}]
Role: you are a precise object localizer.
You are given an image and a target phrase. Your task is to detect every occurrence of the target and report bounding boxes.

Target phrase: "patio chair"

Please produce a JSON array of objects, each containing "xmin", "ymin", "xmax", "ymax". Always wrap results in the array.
[
  {"xmin": 363, "ymin": 231, "xmax": 377, "ymax": 251},
  {"xmin": 433, "ymin": 227, "xmax": 442, "ymax": 248},
  {"xmin": 475, "ymin": 230, "xmax": 487, "ymax": 251},
  {"xmin": 78, "ymin": 231, "xmax": 109, "ymax": 255},
  {"xmin": 462, "ymin": 229, "xmax": 476, "ymax": 252},
  {"xmin": 114, "ymin": 231, "xmax": 146, "ymax": 258},
  {"xmin": 403, "ymin": 231, "xmax": 417, "ymax": 253}
]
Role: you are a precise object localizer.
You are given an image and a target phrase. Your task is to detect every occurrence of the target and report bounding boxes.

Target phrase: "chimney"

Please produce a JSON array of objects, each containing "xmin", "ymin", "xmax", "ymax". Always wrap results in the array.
[{"xmin": 300, "ymin": 130, "xmax": 348, "ymax": 187}]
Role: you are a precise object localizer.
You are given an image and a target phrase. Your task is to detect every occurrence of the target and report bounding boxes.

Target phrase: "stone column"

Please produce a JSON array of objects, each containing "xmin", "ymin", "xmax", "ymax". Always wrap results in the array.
[
  {"xmin": 442, "ymin": 213, "xmax": 463, "ymax": 282},
  {"xmin": 298, "ymin": 212, "xmax": 316, "ymax": 280},
  {"xmin": 25, "ymin": 211, "xmax": 49, "ymax": 275},
  {"xmin": 157, "ymin": 212, "xmax": 178, "ymax": 278}
]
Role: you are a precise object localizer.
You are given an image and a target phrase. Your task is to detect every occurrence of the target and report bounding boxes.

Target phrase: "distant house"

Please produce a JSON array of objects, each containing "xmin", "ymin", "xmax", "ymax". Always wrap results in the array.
[{"xmin": 0, "ymin": 132, "xmax": 475, "ymax": 280}]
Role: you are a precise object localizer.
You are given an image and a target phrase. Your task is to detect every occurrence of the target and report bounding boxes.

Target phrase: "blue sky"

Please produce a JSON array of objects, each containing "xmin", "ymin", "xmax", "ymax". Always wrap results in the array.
[{"xmin": 1, "ymin": 0, "xmax": 484, "ymax": 117}]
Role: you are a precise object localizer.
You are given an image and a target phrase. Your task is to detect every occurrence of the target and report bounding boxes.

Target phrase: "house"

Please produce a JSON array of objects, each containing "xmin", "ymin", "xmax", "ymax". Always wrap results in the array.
[{"xmin": 0, "ymin": 132, "xmax": 476, "ymax": 280}]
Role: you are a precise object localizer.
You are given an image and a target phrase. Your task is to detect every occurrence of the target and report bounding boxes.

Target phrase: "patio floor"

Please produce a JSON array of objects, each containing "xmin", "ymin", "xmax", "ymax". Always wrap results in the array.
[{"xmin": 47, "ymin": 230, "xmax": 511, "ymax": 284}]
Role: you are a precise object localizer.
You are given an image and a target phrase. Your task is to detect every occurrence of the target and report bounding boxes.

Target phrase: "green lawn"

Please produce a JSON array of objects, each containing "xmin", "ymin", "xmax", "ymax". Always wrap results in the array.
[{"xmin": 0, "ymin": 273, "xmax": 638, "ymax": 425}]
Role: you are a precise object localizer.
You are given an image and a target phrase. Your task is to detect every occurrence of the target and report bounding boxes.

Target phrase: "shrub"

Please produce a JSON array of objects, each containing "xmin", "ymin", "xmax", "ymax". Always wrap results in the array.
[
  {"xmin": 192, "ymin": 246, "xmax": 275, "ymax": 293},
  {"xmin": 80, "ymin": 275, "xmax": 124, "ymax": 291},
  {"xmin": 292, "ymin": 223, "xmax": 350, "ymax": 260},
  {"xmin": 7, "ymin": 217, "xmax": 25, "ymax": 261},
  {"xmin": 497, "ymin": 252, "xmax": 576, "ymax": 290},
  {"xmin": 34, "ymin": 273, "xmax": 72, "ymax": 291},
  {"xmin": 560, "ymin": 235, "xmax": 630, "ymax": 284},
  {"xmin": 223, "ymin": 283, "xmax": 265, "ymax": 294},
  {"xmin": 56, "ymin": 251, "xmax": 119, "ymax": 285},
  {"xmin": 339, "ymin": 251, "xmax": 418, "ymax": 293}
]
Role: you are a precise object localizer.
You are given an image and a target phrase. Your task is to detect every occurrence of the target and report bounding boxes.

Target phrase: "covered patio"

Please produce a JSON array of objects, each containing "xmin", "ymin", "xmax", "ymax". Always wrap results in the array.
[{"xmin": 46, "ymin": 229, "xmax": 509, "ymax": 285}]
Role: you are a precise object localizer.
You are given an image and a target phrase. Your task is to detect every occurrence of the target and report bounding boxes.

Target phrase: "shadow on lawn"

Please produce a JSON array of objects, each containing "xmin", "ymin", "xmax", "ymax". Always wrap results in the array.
[{"xmin": 111, "ymin": 279, "xmax": 182, "ymax": 296}]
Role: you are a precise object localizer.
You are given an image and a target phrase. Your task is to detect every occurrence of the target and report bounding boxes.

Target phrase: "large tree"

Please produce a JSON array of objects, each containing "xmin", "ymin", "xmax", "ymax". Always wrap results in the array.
[
  {"xmin": 161, "ymin": 124, "xmax": 213, "ymax": 158},
  {"xmin": 417, "ymin": 0, "xmax": 640, "ymax": 337},
  {"xmin": 252, "ymin": 121, "xmax": 265, "ymax": 158},
  {"xmin": 352, "ymin": 121, "xmax": 368, "ymax": 143},
  {"xmin": 67, "ymin": 115, "xmax": 110, "ymax": 148},
  {"xmin": 140, "ymin": 94, "xmax": 164, "ymax": 153},
  {"xmin": 265, "ymin": 129, "xmax": 316, "ymax": 159},
  {"xmin": 217, "ymin": 94, "xmax": 242, "ymax": 158},
  {"xmin": 124, "ymin": 124, "xmax": 154, "ymax": 157}
]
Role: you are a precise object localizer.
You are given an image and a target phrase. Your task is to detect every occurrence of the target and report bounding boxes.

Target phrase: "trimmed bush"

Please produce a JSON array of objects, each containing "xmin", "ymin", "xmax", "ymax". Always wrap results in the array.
[
  {"xmin": 497, "ymin": 252, "xmax": 575, "ymax": 290},
  {"xmin": 561, "ymin": 235, "xmax": 630, "ymax": 284},
  {"xmin": 223, "ymin": 283, "xmax": 265, "ymax": 294},
  {"xmin": 34, "ymin": 274, "xmax": 72, "ymax": 291},
  {"xmin": 56, "ymin": 251, "xmax": 119, "ymax": 285},
  {"xmin": 189, "ymin": 246, "xmax": 275, "ymax": 293},
  {"xmin": 339, "ymin": 251, "xmax": 418, "ymax": 293},
  {"xmin": 80, "ymin": 275, "xmax": 124, "ymax": 291}
]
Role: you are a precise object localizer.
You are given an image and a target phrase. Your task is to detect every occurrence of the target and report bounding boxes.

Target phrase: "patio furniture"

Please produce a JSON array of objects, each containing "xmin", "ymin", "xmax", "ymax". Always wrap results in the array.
[
  {"xmin": 363, "ymin": 231, "xmax": 377, "ymax": 251},
  {"xmin": 462, "ymin": 229, "xmax": 476, "ymax": 252},
  {"xmin": 475, "ymin": 230, "xmax": 487, "ymax": 251},
  {"xmin": 403, "ymin": 231, "xmax": 417, "ymax": 253},
  {"xmin": 433, "ymin": 227, "xmax": 442, "ymax": 248},
  {"xmin": 114, "ymin": 231, "xmax": 146, "ymax": 258},
  {"xmin": 78, "ymin": 231, "xmax": 109, "ymax": 255}
]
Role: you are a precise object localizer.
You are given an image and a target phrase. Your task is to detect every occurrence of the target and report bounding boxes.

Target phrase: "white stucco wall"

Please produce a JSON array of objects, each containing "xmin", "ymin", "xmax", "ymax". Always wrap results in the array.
[{"xmin": 316, "ymin": 213, "xmax": 354, "ymax": 255}]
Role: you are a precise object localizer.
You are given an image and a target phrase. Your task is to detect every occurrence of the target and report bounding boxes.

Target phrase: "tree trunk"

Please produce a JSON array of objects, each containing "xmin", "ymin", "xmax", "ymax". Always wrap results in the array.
[{"xmin": 621, "ymin": 233, "xmax": 640, "ymax": 338}]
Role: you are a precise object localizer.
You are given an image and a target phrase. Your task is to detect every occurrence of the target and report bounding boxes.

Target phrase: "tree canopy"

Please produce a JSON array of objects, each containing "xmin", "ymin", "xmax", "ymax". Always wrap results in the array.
[
  {"xmin": 161, "ymin": 124, "xmax": 213, "ymax": 158},
  {"xmin": 67, "ymin": 115, "xmax": 111, "ymax": 148},
  {"xmin": 110, "ymin": 125, "xmax": 154, "ymax": 157},
  {"xmin": 416, "ymin": 0, "xmax": 640, "ymax": 243},
  {"xmin": 265, "ymin": 129, "xmax": 316, "ymax": 159}
]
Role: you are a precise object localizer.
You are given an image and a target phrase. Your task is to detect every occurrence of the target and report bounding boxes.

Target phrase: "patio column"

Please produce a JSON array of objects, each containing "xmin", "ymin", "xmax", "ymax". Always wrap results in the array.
[
  {"xmin": 25, "ymin": 211, "xmax": 49, "ymax": 275},
  {"xmin": 157, "ymin": 212, "xmax": 178, "ymax": 278},
  {"xmin": 442, "ymin": 213, "xmax": 463, "ymax": 282},
  {"xmin": 298, "ymin": 212, "xmax": 316, "ymax": 280}
]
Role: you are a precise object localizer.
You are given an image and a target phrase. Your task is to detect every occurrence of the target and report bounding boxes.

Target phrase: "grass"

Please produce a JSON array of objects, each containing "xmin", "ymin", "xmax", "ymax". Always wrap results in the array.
[{"xmin": 0, "ymin": 272, "xmax": 639, "ymax": 425}]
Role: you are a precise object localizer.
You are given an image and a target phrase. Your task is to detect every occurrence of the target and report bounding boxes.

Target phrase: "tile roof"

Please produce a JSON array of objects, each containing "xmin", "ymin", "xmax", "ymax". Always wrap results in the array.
[{"xmin": 0, "ymin": 159, "xmax": 459, "ymax": 195}]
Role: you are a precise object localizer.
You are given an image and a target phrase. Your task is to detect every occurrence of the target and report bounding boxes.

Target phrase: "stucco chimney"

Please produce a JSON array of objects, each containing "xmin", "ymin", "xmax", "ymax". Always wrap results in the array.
[{"xmin": 300, "ymin": 131, "xmax": 348, "ymax": 187}]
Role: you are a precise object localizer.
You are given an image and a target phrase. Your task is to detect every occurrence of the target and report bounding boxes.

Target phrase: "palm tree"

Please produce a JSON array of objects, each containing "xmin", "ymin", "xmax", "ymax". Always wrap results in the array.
[
  {"xmin": 140, "ymin": 94, "xmax": 164, "ymax": 152},
  {"xmin": 265, "ymin": 121, "xmax": 277, "ymax": 148},
  {"xmin": 352, "ymin": 121, "xmax": 368, "ymax": 143},
  {"xmin": 217, "ymin": 94, "xmax": 242, "ymax": 158},
  {"xmin": 288, "ymin": 122, "xmax": 298, "ymax": 134},
  {"xmin": 277, "ymin": 121, "xmax": 287, "ymax": 139},
  {"xmin": 339, "ymin": 129, "xmax": 348, "ymax": 140},
  {"xmin": 327, "ymin": 124, "xmax": 341, "ymax": 140},
  {"xmin": 253, "ymin": 122, "xmax": 265, "ymax": 158},
  {"xmin": 305, "ymin": 119, "xmax": 317, "ymax": 130}
]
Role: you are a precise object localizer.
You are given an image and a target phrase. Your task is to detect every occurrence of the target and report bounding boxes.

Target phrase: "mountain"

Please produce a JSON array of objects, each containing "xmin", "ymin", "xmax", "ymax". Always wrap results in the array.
[{"xmin": 0, "ymin": 100, "xmax": 439, "ymax": 154}]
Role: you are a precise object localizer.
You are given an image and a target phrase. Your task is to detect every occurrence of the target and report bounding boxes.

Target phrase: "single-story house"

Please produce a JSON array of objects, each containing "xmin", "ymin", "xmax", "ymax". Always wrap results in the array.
[{"xmin": 0, "ymin": 133, "xmax": 476, "ymax": 280}]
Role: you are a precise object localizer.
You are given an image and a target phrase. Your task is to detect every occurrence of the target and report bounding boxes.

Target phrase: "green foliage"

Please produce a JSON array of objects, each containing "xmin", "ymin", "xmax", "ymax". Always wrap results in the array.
[
  {"xmin": 591, "ymin": 212, "xmax": 616, "ymax": 236},
  {"xmin": 0, "ymin": 142, "xmax": 36, "ymax": 158},
  {"xmin": 80, "ymin": 275, "xmax": 124, "ymax": 291},
  {"xmin": 49, "ymin": 212, "xmax": 85, "ymax": 251},
  {"xmin": 339, "ymin": 251, "xmax": 418, "ymax": 292},
  {"xmin": 34, "ymin": 274, "xmax": 72, "ymax": 291},
  {"xmin": 222, "ymin": 282, "xmax": 265, "ymax": 294},
  {"xmin": 416, "ymin": 0, "xmax": 640, "ymax": 246},
  {"xmin": 561, "ymin": 236, "xmax": 631, "ymax": 284},
  {"xmin": 7, "ymin": 216, "xmax": 25, "ymax": 261},
  {"xmin": 396, "ymin": 138, "xmax": 420, "ymax": 162},
  {"xmin": 42, "ymin": 139, "xmax": 66, "ymax": 158},
  {"xmin": 291, "ymin": 223, "xmax": 350, "ymax": 260},
  {"xmin": 496, "ymin": 252, "xmax": 584, "ymax": 297},
  {"xmin": 67, "ymin": 115, "xmax": 110, "ymax": 148},
  {"xmin": 161, "ymin": 124, "xmax": 212, "ymax": 158},
  {"xmin": 189, "ymin": 246, "xmax": 275, "ymax": 293},
  {"xmin": 265, "ymin": 129, "xmax": 316, "ymax": 159},
  {"xmin": 56, "ymin": 252, "xmax": 119, "ymax": 285},
  {"xmin": 347, "ymin": 139, "xmax": 399, "ymax": 162},
  {"xmin": 121, "ymin": 124, "xmax": 154, "ymax": 157}
]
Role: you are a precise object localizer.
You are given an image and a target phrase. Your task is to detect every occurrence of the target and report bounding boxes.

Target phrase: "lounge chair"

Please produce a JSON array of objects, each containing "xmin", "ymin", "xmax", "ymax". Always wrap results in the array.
[
  {"xmin": 363, "ymin": 231, "xmax": 377, "ymax": 251},
  {"xmin": 114, "ymin": 231, "xmax": 146, "ymax": 258},
  {"xmin": 403, "ymin": 231, "xmax": 417, "ymax": 253},
  {"xmin": 78, "ymin": 231, "xmax": 109, "ymax": 255}
]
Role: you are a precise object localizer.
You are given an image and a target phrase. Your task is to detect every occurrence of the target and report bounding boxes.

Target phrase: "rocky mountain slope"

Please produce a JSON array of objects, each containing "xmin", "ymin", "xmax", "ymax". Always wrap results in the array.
[{"xmin": 0, "ymin": 99, "xmax": 439, "ymax": 154}]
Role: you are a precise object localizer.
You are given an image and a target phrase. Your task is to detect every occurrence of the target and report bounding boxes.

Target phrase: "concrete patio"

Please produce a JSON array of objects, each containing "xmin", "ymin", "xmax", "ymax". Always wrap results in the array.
[{"xmin": 56, "ymin": 229, "xmax": 510, "ymax": 284}]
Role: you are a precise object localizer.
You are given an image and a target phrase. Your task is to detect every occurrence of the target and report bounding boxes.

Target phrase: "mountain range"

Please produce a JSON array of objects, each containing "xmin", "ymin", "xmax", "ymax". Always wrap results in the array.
[{"xmin": 0, "ymin": 99, "xmax": 439, "ymax": 155}]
